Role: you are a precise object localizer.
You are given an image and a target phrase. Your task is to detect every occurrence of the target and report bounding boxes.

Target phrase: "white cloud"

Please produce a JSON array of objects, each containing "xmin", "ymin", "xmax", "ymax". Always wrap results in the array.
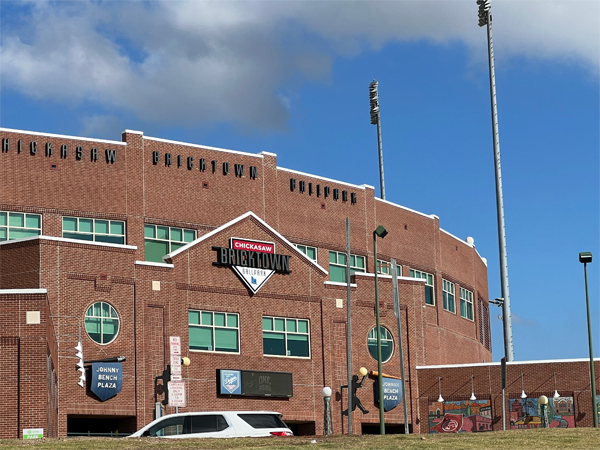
[{"xmin": 1, "ymin": 0, "xmax": 597, "ymax": 132}]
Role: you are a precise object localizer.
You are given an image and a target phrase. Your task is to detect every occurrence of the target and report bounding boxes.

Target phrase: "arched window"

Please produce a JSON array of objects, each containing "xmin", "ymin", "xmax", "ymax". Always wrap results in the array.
[
  {"xmin": 85, "ymin": 302, "xmax": 120, "ymax": 345},
  {"xmin": 367, "ymin": 326, "xmax": 394, "ymax": 363}
]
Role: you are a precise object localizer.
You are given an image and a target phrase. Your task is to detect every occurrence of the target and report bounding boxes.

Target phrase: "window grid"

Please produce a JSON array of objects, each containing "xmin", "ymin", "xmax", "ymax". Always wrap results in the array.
[
  {"xmin": 0, "ymin": 211, "xmax": 42, "ymax": 241},
  {"xmin": 410, "ymin": 269, "xmax": 435, "ymax": 305},
  {"xmin": 442, "ymin": 279, "xmax": 456, "ymax": 313},
  {"xmin": 62, "ymin": 216, "xmax": 125, "ymax": 244},
  {"xmin": 460, "ymin": 287, "xmax": 474, "ymax": 321},
  {"xmin": 188, "ymin": 310, "xmax": 240, "ymax": 353},
  {"xmin": 329, "ymin": 250, "xmax": 365, "ymax": 283},
  {"xmin": 262, "ymin": 316, "xmax": 310, "ymax": 358},
  {"xmin": 294, "ymin": 244, "xmax": 317, "ymax": 262},
  {"xmin": 367, "ymin": 326, "xmax": 394, "ymax": 363},
  {"xmin": 377, "ymin": 259, "xmax": 402, "ymax": 276},
  {"xmin": 84, "ymin": 301, "xmax": 120, "ymax": 345},
  {"xmin": 145, "ymin": 224, "xmax": 196, "ymax": 263}
]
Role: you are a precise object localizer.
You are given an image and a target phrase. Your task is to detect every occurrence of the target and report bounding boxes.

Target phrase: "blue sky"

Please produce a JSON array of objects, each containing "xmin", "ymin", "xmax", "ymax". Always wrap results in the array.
[{"xmin": 1, "ymin": 0, "xmax": 598, "ymax": 362}]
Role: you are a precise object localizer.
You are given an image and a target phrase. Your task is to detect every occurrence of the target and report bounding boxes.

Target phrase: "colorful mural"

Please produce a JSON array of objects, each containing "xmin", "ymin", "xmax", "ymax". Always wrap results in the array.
[
  {"xmin": 428, "ymin": 399, "xmax": 492, "ymax": 433},
  {"xmin": 509, "ymin": 396, "xmax": 575, "ymax": 429}
]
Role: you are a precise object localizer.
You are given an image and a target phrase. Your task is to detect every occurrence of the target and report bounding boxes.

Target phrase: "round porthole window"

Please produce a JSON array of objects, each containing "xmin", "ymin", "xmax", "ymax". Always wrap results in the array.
[
  {"xmin": 367, "ymin": 326, "xmax": 394, "ymax": 363},
  {"xmin": 84, "ymin": 302, "xmax": 120, "ymax": 345}
]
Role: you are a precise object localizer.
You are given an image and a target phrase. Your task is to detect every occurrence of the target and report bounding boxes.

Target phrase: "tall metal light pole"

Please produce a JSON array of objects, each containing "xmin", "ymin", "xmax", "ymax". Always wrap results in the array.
[
  {"xmin": 579, "ymin": 251, "xmax": 598, "ymax": 428},
  {"xmin": 477, "ymin": 0, "xmax": 514, "ymax": 361},
  {"xmin": 373, "ymin": 225, "xmax": 388, "ymax": 434},
  {"xmin": 370, "ymin": 80, "xmax": 386, "ymax": 200}
]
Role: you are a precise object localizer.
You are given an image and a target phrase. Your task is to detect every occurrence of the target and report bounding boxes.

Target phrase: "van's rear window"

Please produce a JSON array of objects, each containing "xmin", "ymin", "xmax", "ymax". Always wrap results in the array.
[{"xmin": 237, "ymin": 414, "xmax": 287, "ymax": 429}]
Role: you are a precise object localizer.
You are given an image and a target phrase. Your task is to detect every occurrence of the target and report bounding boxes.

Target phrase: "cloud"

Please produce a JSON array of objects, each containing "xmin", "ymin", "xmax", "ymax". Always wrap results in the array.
[
  {"xmin": 1, "ymin": 0, "xmax": 597, "ymax": 133},
  {"xmin": 511, "ymin": 311, "xmax": 537, "ymax": 328}
]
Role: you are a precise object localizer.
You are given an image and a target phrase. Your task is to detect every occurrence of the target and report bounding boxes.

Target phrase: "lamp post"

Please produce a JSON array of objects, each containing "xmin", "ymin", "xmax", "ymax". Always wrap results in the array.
[
  {"xmin": 538, "ymin": 395, "xmax": 549, "ymax": 428},
  {"xmin": 369, "ymin": 80, "xmax": 386, "ymax": 200},
  {"xmin": 373, "ymin": 225, "xmax": 388, "ymax": 434},
  {"xmin": 579, "ymin": 251, "xmax": 598, "ymax": 428},
  {"xmin": 476, "ymin": 0, "xmax": 514, "ymax": 362},
  {"xmin": 322, "ymin": 386, "xmax": 333, "ymax": 435}
]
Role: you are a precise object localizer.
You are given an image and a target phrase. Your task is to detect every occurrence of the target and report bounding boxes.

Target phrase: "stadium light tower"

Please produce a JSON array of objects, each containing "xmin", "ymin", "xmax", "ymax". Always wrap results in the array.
[
  {"xmin": 477, "ymin": 0, "xmax": 514, "ymax": 361},
  {"xmin": 369, "ymin": 80, "xmax": 386, "ymax": 200}
]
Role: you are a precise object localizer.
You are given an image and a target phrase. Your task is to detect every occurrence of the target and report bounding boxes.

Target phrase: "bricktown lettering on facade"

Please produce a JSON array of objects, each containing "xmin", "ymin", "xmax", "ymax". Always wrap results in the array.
[{"xmin": 1, "ymin": 128, "xmax": 598, "ymax": 439}]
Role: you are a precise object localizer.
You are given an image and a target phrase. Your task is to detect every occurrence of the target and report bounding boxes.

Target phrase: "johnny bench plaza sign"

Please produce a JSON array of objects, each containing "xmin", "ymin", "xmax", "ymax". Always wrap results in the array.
[{"xmin": 213, "ymin": 238, "xmax": 292, "ymax": 293}]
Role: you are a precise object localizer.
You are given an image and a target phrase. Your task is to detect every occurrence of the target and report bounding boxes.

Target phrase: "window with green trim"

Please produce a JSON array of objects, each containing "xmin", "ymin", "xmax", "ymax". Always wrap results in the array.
[
  {"xmin": 443, "ymin": 279, "xmax": 456, "ymax": 313},
  {"xmin": 294, "ymin": 244, "xmax": 317, "ymax": 262},
  {"xmin": 410, "ymin": 269, "xmax": 435, "ymax": 305},
  {"xmin": 189, "ymin": 310, "xmax": 239, "ymax": 353},
  {"xmin": 367, "ymin": 326, "xmax": 394, "ymax": 363},
  {"xmin": 328, "ymin": 251, "xmax": 365, "ymax": 283},
  {"xmin": 84, "ymin": 302, "xmax": 120, "ymax": 345},
  {"xmin": 144, "ymin": 224, "xmax": 196, "ymax": 263},
  {"xmin": 262, "ymin": 316, "xmax": 310, "ymax": 358},
  {"xmin": 460, "ymin": 287, "xmax": 474, "ymax": 320},
  {"xmin": 377, "ymin": 259, "xmax": 402, "ymax": 276},
  {"xmin": 0, "ymin": 211, "xmax": 41, "ymax": 241},
  {"xmin": 62, "ymin": 217, "xmax": 125, "ymax": 244}
]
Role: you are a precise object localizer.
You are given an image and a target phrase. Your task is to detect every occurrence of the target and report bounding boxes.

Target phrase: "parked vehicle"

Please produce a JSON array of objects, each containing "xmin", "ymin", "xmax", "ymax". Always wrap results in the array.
[{"xmin": 129, "ymin": 411, "xmax": 293, "ymax": 438}]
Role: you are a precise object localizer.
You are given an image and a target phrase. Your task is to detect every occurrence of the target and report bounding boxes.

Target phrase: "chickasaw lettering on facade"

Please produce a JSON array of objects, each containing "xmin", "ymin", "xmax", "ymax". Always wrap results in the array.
[{"xmin": 1, "ymin": 137, "xmax": 117, "ymax": 163}]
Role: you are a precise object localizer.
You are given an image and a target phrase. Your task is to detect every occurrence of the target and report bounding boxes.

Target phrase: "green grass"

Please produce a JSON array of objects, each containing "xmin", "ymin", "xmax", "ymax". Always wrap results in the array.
[{"xmin": 1, "ymin": 428, "xmax": 598, "ymax": 450}]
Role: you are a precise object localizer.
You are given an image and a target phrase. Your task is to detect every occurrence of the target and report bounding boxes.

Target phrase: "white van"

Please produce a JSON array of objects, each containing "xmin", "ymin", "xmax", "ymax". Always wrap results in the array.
[{"xmin": 129, "ymin": 411, "xmax": 293, "ymax": 438}]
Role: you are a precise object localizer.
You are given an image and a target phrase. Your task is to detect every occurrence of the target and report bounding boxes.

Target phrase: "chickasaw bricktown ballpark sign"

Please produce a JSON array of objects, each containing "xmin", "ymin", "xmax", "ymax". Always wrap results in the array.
[{"xmin": 213, "ymin": 238, "xmax": 291, "ymax": 294}]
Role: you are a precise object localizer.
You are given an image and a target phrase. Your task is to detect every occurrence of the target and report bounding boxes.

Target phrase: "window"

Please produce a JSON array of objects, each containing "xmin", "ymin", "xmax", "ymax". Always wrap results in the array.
[
  {"xmin": 410, "ymin": 269, "xmax": 435, "ymax": 305},
  {"xmin": 189, "ymin": 311, "xmax": 239, "ymax": 353},
  {"xmin": 329, "ymin": 250, "xmax": 365, "ymax": 283},
  {"xmin": 367, "ymin": 326, "xmax": 394, "ymax": 363},
  {"xmin": 294, "ymin": 244, "xmax": 317, "ymax": 262},
  {"xmin": 237, "ymin": 414, "xmax": 288, "ymax": 429},
  {"xmin": 84, "ymin": 302, "xmax": 120, "ymax": 345},
  {"xmin": 62, "ymin": 217, "xmax": 125, "ymax": 244},
  {"xmin": 377, "ymin": 259, "xmax": 401, "ymax": 276},
  {"xmin": 443, "ymin": 279, "xmax": 456, "ymax": 313},
  {"xmin": 144, "ymin": 224, "xmax": 195, "ymax": 263},
  {"xmin": 262, "ymin": 316, "xmax": 310, "ymax": 357},
  {"xmin": 0, "ymin": 211, "xmax": 41, "ymax": 241},
  {"xmin": 460, "ymin": 287, "xmax": 474, "ymax": 320}
]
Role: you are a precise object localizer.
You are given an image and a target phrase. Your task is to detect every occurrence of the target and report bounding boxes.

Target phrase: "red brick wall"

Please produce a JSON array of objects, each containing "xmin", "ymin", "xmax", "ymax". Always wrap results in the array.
[{"xmin": 417, "ymin": 359, "xmax": 600, "ymax": 433}]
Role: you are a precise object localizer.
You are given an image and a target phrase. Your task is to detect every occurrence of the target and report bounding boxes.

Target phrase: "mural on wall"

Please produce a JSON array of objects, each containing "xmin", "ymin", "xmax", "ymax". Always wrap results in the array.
[
  {"xmin": 428, "ymin": 400, "xmax": 492, "ymax": 433},
  {"xmin": 509, "ymin": 396, "xmax": 575, "ymax": 429}
]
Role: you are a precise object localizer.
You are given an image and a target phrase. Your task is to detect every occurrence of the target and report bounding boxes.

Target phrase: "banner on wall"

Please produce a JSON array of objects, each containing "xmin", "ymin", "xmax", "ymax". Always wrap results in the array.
[
  {"xmin": 90, "ymin": 363, "xmax": 123, "ymax": 401},
  {"xmin": 374, "ymin": 376, "xmax": 403, "ymax": 412}
]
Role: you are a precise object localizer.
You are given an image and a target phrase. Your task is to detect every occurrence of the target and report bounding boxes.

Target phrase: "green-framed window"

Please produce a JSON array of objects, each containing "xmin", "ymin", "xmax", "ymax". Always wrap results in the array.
[
  {"xmin": 410, "ymin": 269, "xmax": 435, "ymax": 305},
  {"xmin": 84, "ymin": 302, "xmax": 120, "ymax": 345},
  {"xmin": 377, "ymin": 259, "xmax": 402, "ymax": 276},
  {"xmin": 262, "ymin": 316, "xmax": 310, "ymax": 358},
  {"xmin": 367, "ymin": 326, "xmax": 394, "ymax": 363},
  {"xmin": 62, "ymin": 217, "xmax": 125, "ymax": 244},
  {"xmin": 443, "ymin": 279, "xmax": 456, "ymax": 313},
  {"xmin": 328, "ymin": 251, "xmax": 365, "ymax": 283},
  {"xmin": 0, "ymin": 211, "xmax": 42, "ymax": 241},
  {"xmin": 188, "ymin": 310, "xmax": 239, "ymax": 353},
  {"xmin": 460, "ymin": 287, "xmax": 474, "ymax": 320},
  {"xmin": 144, "ymin": 224, "xmax": 195, "ymax": 263},
  {"xmin": 294, "ymin": 244, "xmax": 317, "ymax": 262}
]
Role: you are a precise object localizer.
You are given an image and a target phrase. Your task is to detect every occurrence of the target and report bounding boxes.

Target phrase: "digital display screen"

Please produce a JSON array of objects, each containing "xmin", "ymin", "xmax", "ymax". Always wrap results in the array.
[{"xmin": 218, "ymin": 369, "xmax": 293, "ymax": 398}]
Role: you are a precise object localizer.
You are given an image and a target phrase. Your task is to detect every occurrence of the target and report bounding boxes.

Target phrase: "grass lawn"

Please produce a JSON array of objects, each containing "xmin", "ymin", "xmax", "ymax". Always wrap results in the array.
[{"xmin": 0, "ymin": 428, "xmax": 598, "ymax": 450}]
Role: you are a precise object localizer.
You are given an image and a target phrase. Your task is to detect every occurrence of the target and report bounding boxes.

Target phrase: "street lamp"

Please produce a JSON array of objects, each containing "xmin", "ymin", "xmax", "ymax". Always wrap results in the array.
[
  {"xmin": 322, "ymin": 386, "xmax": 333, "ymax": 435},
  {"xmin": 538, "ymin": 395, "xmax": 549, "ymax": 428},
  {"xmin": 579, "ymin": 251, "xmax": 598, "ymax": 428},
  {"xmin": 373, "ymin": 225, "xmax": 388, "ymax": 434},
  {"xmin": 476, "ymin": 0, "xmax": 514, "ymax": 362}
]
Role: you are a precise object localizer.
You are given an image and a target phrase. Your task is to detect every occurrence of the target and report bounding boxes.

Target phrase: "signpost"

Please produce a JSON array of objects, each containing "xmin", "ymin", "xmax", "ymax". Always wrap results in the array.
[
  {"xmin": 168, "ymin": 381, "xmax": 187, "ymax": 408},
  {"xmin": 168, "ymin": 336, "xmax": 186, "ymax": 410},
  {"xmin": 23, "ymin": 429, "xmax": 43, "ymax": 440}
]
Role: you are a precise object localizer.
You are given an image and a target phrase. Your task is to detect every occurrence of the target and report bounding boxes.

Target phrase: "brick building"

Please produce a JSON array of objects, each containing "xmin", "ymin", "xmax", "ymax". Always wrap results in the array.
[{"xmin": 0, "ymin": 127, "xmax": 595, "ymax": 439}]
